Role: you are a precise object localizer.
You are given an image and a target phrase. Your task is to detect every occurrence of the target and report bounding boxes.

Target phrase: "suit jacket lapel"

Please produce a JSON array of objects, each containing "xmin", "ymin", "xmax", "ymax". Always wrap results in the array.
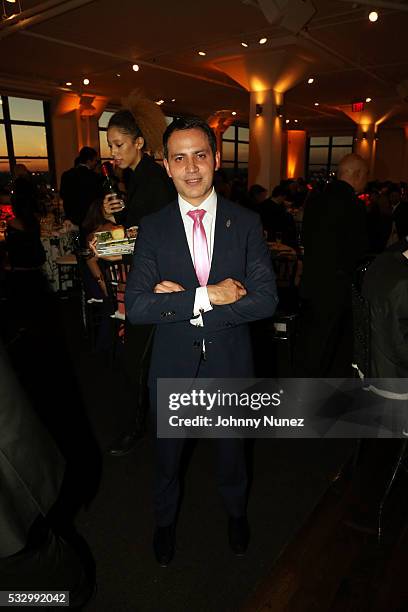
[
  {"xmin": 169, "ymin": 201, "xmax": 198, "ymax": 286},
  {"xmin": 209, "ymin": 197, "xmax": 233, "ymax": 284}
]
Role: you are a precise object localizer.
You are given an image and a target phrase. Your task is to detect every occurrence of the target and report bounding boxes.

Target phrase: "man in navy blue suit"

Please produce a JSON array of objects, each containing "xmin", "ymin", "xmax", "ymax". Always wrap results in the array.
[{"xmin": 125, "ymin": 117, "xmax": 277, "ymax": 565}]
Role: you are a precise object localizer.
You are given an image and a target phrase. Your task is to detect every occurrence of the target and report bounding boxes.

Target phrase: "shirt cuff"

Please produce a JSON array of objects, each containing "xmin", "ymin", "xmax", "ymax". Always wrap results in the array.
[
  {"xmin": 193, "ymin": 287, "xmax": 213, "ymax": 316},
  {"xmin": 190, "ymin": 287, "xmax": 213, "ymax": 327}
]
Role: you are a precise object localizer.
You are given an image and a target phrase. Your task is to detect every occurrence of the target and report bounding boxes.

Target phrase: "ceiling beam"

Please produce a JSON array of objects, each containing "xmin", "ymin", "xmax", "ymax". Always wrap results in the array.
[
  {"xmin": 19, "ymin": 31, "xmax": 244, "ymax": 91},
  {"xmin": 0, "ymin": 0, "xmax": 68, "ymax": 30},
  {"xmin": 337, "ymin": 0, "xmax": 408, "ymax": 11},
  {"xmin": 0, "ymin": 0, "xmax": 97, "ymax": 40}
]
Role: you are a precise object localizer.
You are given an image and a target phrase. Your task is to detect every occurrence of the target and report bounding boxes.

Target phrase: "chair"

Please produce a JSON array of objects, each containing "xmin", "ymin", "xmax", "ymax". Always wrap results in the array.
[
  {"xmin": 74, "ymin": 250, "xmax": 105, "ymax": 350},
  {"xmin": 55, "ymin": 253, "xmax": 79, "ymax": 295},
  {"xmin": 101, "ymin": 259, "xmax": 131, "ymax": 363},
  {"xmin": 351, "ymin": 258, "xmax": 408, "ymax": 541}
]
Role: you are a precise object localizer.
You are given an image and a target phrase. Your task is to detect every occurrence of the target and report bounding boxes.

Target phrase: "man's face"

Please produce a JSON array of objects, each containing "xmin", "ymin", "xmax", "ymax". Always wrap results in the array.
[
  {"xmin": 164, "ymin": 128, "xmax": 220, "ymax": 207},
  {"xmin": 88, "ymin": 156, "xmax": 98, "ymax": 171}
]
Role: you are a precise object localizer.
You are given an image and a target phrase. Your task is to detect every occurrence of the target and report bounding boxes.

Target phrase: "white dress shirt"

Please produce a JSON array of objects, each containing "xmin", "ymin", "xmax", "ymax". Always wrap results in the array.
[{"xmin": 178, "ymin": 187, "xmax": 217, "ymax": 326}]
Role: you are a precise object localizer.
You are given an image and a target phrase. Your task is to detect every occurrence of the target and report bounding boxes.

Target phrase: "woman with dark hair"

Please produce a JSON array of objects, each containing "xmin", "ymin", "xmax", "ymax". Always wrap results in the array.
[
  {"xmin": 5, "ymin": 178, "xmax": 47, "ymax": 327},
  {"xmin": 103, "ymin": 108, "xmax": 176, "ymax": 227},
  {"xmin": 102, "ymin": 97, "xmax": 176, "ymax": 455},
  {"xmin": 82, "ymin": 198, "xmax": 117, "ymax": 298},
  {"xmin": 6, "ymin": 179, "xmax": 45, "ymax": 270}
]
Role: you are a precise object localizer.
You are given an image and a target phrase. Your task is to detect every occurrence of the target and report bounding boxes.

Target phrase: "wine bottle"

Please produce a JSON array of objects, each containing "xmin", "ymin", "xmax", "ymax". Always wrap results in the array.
[
  {"xmin": 101, "ymin": 162, "xmax": 125, "ymax": 221},
  {"xmin": 101, "ymin": 161, "xmax": 118, "ymax": 196}
]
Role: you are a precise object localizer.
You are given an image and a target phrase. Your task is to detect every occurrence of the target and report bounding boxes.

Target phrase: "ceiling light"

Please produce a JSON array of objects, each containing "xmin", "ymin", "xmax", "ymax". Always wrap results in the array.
[
  {"xmin": 314, "ymin": 102, "xmax": 319, "ymax": 106},
  {"xmin": 156, "ymin": 99, "xmax": 164, "ymax": 105},
  {"xmin": 241, "ymin": 42, "xmax": 248, "ymax": 47},
  {"xmin": 171, "ymin": 98, "xmax": 176, "ymax": 102},
  {"xmin": 116, "ymin": 73, "xmax": 121, "ymax": 77},
  {"xmin": 294, "ymin": 119, "xmax": 298, "ymax": 123},
  {"xmin": 132, "ymin": 64, "xmax": 140, "ymax": 72},
  {"xmin": 259, "ymin": 37, "xmax": 267, "ymax": 44},
  {"xmin": 65, "ymin": 81, "xmax": 72, "ymax": 86},
  {"xmin": 368, "ymin": 10, "xmax": 378, "ymax": 22},
  {"xmin": 256, "ymin": 104, "xmax": 263, "ymax": 117},
  {"xmin": 308, "ymin": 77, "xmax": 314, "ymax": 84},
  {"xmin": 6, "ymin": 0, "xmax": 16, "ymax": 3},
  {"xmin": 232, "ymin": 111, "xmax": 237, "ymax": 116},
  {"xmin": 198, "ymin": 51, "xmax": 206, "ymax": 56},
  {"xmin": 285, "ymin": 119, "xmax": 290, "ymax": 124},
  {"xmin": 83, "ymin": 78, "xmax": 90, "ymax": 85},
  {"xmin": 365, "ymin": 97, "xmax": 372, "ymax": 102}
]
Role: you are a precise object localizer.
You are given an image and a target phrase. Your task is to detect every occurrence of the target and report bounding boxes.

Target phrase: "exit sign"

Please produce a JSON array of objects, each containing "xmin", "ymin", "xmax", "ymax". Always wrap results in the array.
[{"xmin": 352, "ymin": 101, "xmax": 365, "ymax": 112}]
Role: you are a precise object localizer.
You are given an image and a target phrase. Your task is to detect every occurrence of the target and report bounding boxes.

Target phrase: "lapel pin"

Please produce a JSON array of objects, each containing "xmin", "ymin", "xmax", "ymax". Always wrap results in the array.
[{"xmin": 226, "ymin": 219, "xmax": 231, "ymax": 228}]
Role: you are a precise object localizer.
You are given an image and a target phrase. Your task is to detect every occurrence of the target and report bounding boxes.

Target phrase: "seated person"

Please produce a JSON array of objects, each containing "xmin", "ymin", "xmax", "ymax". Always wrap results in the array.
[
  {"xmin": 260, "ymin": 185, "xmax": 297, "ymax": 247},
  {"xmin": 82, "ymin": 198, "xmax": 119, "ymax": 298}
]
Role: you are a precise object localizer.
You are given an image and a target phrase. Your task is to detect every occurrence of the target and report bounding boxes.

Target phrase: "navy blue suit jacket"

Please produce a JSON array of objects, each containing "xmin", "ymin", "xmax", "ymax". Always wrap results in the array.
[{"xmin": 125, "ymin": 196, "xmax": 278, "ymax": 382}]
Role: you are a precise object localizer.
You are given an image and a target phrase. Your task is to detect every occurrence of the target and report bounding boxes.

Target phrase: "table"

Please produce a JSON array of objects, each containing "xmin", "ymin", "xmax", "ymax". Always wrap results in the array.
[{"xmin": 41, "ymin": 229, "xmax": 78, "ymax": 291}]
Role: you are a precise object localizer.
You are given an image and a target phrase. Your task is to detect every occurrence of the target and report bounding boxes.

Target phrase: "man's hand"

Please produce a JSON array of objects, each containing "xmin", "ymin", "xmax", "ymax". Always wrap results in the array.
[
  {"xmin": 154, "ymin": 280, "xmax": 185, "ymax": 293},
  {"xmin": 207, "ymin": 278, "xmax": 247, "ymax": 305}
]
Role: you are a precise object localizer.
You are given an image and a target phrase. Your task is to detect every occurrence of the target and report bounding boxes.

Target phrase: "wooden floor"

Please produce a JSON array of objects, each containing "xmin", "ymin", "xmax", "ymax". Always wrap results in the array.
[{"xmin": 243, "ymin": 445, "xmax": 408, "ymax": 612}]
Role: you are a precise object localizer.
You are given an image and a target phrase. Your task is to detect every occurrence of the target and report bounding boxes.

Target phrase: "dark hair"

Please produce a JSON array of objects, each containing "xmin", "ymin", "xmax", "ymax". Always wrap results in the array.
[
  {"xmin": 248, "ymin": 184, "xmax": 267, "ymax": 198},
  {"xmin": 163, "ymin": 116, "xmax": 217, "ymax": 160},
  {"xmin": 78, "ymin": 146, "xmax": 97, "ymax": 164},
  {"xmin": 271, "ymin": 185, "xmax": 287, "ymax": 198},
  {"xmin": 11, "ymin": 178, "xmax": 40, "ymax": 231},
  {"xmin": 82, "ymin": 198, "xmax": 108, "ymax": 237},
  {"xmin": 107, "ymin": 110, "xmax": 144, "ymax": 143}
]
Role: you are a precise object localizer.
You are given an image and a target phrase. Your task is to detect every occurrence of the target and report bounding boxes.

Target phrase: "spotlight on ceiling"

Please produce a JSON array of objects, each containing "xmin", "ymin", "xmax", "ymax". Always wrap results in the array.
[
  {"xmin": 132, "ymin": 64, "xmax": 140, "ymax": 72},
  {"xmin": 285, "ymin": 119, "xmax": 290, "ymax": 124},
  {"xmin": 232, "ymin": 111, "xmax": 237, "ymax": 116},
  {"xmin": 259, "ymin": 37, "xmax": 268, "ymax": 44},
  {"xmin": 198, "ymin": 51, "xmax": 206, "ymax": 56},
  {"xmin": 156, "ymin": 99, "xmax": 164, "ymax": 105},
  {"xmin": 171, "ymin": 98, "xmax": 176, "ymax": 102},
  {"xmin": 314, "ymin": 102, "xmax": 319, "ymax": 106},
  {"xmin": 365, "ymin": 97, "xmax": 372, "ymax": 103},
  {"xmin": 307, "ymin": 77, "xmax": 314, "ymax": 84},
  {"xmin": 241, "ymin": 42, "xmax": 248, "ymax": 47},
  {"xmin": 368, "ymin": 10, "xmax": 378, "ymax": 22},
  {"xmin": 65, "ymin": 81, "xmax": 72, "ymax": 86},
  {"xmin": 294, "ymin": 119, "xmax": 298, "ymax": 123},
  {"xmin": 83, "ymin": 78, "xmax": 90, "ymax": 86}
]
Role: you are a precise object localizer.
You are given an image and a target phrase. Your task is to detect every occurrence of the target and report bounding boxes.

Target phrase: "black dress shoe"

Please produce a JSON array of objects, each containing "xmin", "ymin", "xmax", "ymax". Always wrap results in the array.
[
  {"xmin": 108, "ymin": 429, "xmax": 144, "ymax": 456},
  {"xmin": 228, "ymin": 516, "xmax": 250, "ymax": 556},
  {"xmin": 153, "ymin": 524, "xmax": 175, "ymax": 567}
]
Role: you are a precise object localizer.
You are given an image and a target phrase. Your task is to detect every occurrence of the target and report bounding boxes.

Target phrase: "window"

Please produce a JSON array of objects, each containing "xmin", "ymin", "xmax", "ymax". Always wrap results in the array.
[
  {"xmin": 0, "ymin": 95, "xmax": 54, "ymax": 186},
  {"xmin": 307, "ymin": 135, "xmax": 354, "ymax": 179},
  {"xmin": 221, "ymin": 124, "xmax": 249, "ymax": 179}
]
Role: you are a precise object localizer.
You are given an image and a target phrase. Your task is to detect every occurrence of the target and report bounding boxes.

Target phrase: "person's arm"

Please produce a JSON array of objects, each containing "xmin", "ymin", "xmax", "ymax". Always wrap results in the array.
[
  {"xmin": 86, "ymin": 255, "xmax": 108, "ymax": 297},
  {"xmin": 125, "ymin": 219, "xmax": 197, "ymax": 325},
  {"xmin": 201, "ymin": 216, "xmax": 278, "ymax": 331}
]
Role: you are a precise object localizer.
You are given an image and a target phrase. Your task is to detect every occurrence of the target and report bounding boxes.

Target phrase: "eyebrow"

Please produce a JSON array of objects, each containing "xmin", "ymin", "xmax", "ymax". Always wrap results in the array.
[{"xmin": 171, "ymin": 149, "xmax": 208, "ymax": 157}]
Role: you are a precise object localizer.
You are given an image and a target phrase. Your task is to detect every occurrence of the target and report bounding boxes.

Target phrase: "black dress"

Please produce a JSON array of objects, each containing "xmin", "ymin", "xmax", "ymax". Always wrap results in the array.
[{"xmin": 112, "ymin": 154, "xmax": 176, "ymax": 432}]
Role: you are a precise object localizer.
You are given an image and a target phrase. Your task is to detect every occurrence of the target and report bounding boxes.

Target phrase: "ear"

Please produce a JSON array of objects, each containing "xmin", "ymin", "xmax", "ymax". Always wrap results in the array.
[
  {"xmin": 163, "ymin": 158, "xmax": 172, "ymax": 178},
  {"xmin": 214, "ymin": 151, "xmax": 221, "ymax": 172},
  {"xmin": 136, "ymin": 136, "xmax": 144, "ymax": 150}
]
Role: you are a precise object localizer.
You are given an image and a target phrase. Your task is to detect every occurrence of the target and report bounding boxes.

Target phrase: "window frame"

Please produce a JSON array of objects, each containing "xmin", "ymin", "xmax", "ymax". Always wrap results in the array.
[
  {"xmin": 306, "ymin": 134, "xmax": 354, "ymax": 179},
  {"xmin": 0, "ymin": 95, "xmax": 55, "ymax": 185}
]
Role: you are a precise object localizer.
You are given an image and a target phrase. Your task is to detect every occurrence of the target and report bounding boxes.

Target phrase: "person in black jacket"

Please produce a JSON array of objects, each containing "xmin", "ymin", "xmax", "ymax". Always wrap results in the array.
[
  {"xmin": 295, "ymin": 154, "xmax": 369, "ymax": 377},
  {"xmin": 0, "ymin": 341, "xmax": 94, "ymax": 606},
  {"xmin": 60, "ymin": 147, "xmax": 103, "ymax": 227},
  {"xmin": 102, "ymin": 109, "xmax": 176, "ymax": 456}
]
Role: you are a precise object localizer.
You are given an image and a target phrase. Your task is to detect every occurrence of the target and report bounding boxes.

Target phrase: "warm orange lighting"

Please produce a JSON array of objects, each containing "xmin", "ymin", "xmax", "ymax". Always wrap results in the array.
[{"xmin": 286, "ymin": 130, "xmax": 306, "ymax": 179}]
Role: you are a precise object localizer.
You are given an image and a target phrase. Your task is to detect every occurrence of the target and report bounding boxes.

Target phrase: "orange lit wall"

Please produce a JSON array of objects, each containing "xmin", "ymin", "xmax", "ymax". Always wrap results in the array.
[{"xmin": 286, "ymin": 130, "xmax": 306, "ymax": 179}]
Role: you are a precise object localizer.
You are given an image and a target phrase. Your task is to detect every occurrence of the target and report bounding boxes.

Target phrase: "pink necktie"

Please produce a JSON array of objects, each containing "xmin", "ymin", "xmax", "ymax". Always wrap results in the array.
[{"xmin": 187, "ymin": 209, "xmax": 210, "ymax": 287}]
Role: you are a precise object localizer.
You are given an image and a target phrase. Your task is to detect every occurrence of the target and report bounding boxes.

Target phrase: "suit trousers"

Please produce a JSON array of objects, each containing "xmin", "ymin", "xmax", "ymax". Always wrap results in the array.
[{"xmin": 151, "ymin": 357, "xmax": 248, "ymax": 527}]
